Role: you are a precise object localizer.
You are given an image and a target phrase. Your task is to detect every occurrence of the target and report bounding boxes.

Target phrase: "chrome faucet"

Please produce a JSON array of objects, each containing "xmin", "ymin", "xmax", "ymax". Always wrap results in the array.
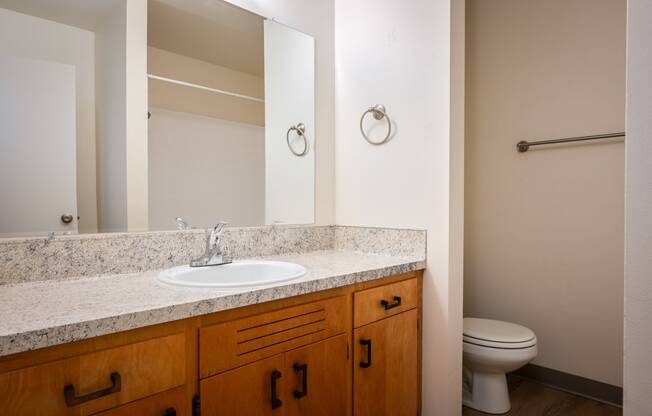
[{"xmin": 190, "ymin": 222, "xmax": 231, "ymax": 267}]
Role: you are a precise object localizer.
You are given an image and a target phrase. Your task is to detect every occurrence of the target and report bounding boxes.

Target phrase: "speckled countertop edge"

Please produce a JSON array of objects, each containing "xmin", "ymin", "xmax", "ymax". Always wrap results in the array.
[{"xmin": 0, "ymin": 250, "xmax": 425, "ymax": 357}]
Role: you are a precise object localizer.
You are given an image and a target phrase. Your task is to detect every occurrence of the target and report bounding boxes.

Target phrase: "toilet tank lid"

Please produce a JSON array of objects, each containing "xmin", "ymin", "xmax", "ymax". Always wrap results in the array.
[{"xmin": 463, "ymin": 318, "xmax": 535, "ymax": 343}]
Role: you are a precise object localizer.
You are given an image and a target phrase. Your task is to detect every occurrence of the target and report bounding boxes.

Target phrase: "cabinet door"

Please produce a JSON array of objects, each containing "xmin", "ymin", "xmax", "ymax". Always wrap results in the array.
[
  {"xmin": 200, "ymin": 354, "xmax": 285, "ymax": 416},
  {"xmin": 284, "ymin": 334, "xmax": 349, "ymax": 416},
  {"xmin": 354, "ymin": 309, "xmax": 418, "ymax": 416},
  {"xmin": 93, "ymin": 387, "xmax": 187, "ymax": 416}
]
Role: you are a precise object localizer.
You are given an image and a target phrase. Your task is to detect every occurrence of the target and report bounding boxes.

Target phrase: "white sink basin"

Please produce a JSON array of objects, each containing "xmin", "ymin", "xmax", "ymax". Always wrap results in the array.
[{"xmin": 157, "ymin": 260, "xmax": 307, "ymax": 289}]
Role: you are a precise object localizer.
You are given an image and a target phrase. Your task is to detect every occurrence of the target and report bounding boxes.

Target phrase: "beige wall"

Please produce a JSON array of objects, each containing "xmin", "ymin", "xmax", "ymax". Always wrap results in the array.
[
  {"xmin": 148, "ymin": 46, "xmax": 264, "ymax": 126},
  {"xmin": 624, "ymin": 0, "xmax": 652, "ymax": 413},
  {"xmin": 465, "ymin": 0, "xmax": 625, "ymax": 386}
]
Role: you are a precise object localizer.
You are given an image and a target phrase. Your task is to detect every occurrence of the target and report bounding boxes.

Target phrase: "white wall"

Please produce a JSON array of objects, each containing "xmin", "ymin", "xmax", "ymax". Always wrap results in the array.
[
  {"xmin": 225, "ymin": 0, "xmax": 335, "ymax": 225},
  {"xmin": 264, "ymin": 20, "xmax": 315, "ymax": 224},
  {"xmin": 148, "ymin": 108, "xmax": 264, "ymax": 229},
  {"xmin": 624, "ymin": 0, "xmax": 652, "ymax": 413},
  {"xmin": 0, "ymin": 7, "xmax": 98, "ymax": 233},
  {"xmin": 465, "ymin": 0, "xmax": 625, "ymax": 387},
  {"xmin": 334, "ymin": 0, "xmax": 464, "ymax": 414}
]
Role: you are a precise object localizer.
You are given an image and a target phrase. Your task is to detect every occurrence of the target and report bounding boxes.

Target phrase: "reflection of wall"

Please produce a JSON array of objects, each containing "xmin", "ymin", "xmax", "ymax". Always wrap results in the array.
[
  {"xmin": 264, "ymin": 20, "xmax": 314, "ymax": 224},
  {"xmin": 465, "ymin": 0, "xmax": 625, "ymax": 387},
  {"xmin": 95, "ymin": 1, "xmax": 127, "ymax": 232},
  {"xmin": 625, "ymin": 0, "xmax": 652, "ymax": 412},
  {"xmin": 0, "ymin": 7, "xmax": 98, "ymax": 233},
  {"xmin": 226, "ymin": 0, "xmax": 335, "ymax": 225},
  {"xmin": 96, "ymin": 0, "xmax": 148, "ymax": 233},
  {"xmin": 148, "ymin": 108, "xmax": 264, "ymax": 229},
  {"xmin": 125, "ymin": 0, "xmax": 148, "ymax": 232},
  {"xmin": 148, "ymin": 46, "xmax": 264, "ymax": 126}
]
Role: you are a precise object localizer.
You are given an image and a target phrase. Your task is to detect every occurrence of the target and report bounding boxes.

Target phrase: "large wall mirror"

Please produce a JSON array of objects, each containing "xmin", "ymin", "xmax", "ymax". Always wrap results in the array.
[{"xmin": 0, "ymin": 0, "xmax": 315, "ymax": 237}]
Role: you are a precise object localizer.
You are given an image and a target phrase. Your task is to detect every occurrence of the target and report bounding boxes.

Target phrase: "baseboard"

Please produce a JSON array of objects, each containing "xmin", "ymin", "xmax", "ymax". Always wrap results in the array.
[{"xmin": 513, "ymin": 364, "xmax": 623, "ymax": 406}]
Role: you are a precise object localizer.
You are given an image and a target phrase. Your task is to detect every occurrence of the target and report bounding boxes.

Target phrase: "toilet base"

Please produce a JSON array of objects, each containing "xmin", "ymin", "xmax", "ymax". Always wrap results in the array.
[{"xmin": 463, "ymin": 370, "xmax": 511, "ymax": 414}]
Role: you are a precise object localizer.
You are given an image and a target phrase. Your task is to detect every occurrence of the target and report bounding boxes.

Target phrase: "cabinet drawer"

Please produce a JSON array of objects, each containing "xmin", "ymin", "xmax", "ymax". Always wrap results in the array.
[
  {"xmin": 200, "ymin": 296, "xmax": 346, "ymax": 378},
  {"xmin": 354, "ymin": 278, "xmax": 418, "ymax": 327},
  {"xmin": 0, "ymin": 333, "xmax": 186, "ymax": 416},
  {"xmin": 93, "ymin": 386, "xmax": 187, "ymax": 416}
]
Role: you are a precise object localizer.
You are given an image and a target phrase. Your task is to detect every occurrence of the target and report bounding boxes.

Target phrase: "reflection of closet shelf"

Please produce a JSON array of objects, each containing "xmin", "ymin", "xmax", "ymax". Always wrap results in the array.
[{"xmin": 147, "ymin": 74, "xmax": 265, "ymax": 103}]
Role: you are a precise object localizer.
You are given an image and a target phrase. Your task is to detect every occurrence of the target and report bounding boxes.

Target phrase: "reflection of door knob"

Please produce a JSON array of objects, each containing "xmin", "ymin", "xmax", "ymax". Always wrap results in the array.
[{"xmin": 61, "ymin": 214, "xmax": 74, "ymax": 224}]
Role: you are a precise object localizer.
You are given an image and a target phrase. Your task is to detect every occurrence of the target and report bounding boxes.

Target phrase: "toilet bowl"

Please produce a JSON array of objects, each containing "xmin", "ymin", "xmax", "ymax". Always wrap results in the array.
[{"xmin": 462, "ymin": 318, "xmax": 537, "ymax": 414}]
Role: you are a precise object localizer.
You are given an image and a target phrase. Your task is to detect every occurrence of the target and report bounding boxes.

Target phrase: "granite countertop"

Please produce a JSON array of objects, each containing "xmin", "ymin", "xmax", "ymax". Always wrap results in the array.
[{"xmin": 0, "ymin": 249, "xmax": 425, "ymax": 358}]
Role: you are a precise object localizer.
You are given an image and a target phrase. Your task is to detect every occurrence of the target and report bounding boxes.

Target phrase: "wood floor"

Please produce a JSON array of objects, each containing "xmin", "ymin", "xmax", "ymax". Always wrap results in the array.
[{"xmin": 462, "ymin": 376, "xmax": 622, "ymax": 416}]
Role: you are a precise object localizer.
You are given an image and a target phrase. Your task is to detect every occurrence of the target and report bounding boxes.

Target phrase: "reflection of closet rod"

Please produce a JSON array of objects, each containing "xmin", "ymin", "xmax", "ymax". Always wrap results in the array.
[{"xmin": 147, "ymin": 74, "xmax": 265, "ymax": 103}]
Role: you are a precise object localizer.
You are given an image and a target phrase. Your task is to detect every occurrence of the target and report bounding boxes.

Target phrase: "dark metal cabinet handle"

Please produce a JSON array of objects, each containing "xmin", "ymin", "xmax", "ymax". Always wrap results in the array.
[
  {"xmin": 163, "ymin": 408, "xmax": 177, "ymax": 416},
  {"xmin": 359, "ymin": 339, "xmax": 372, "ymax": 368},
  {"xmin": 293, "ymin": 363, "xmax": 308, "ymax": 398},
  {"xmin": 271, "ymin": 370, "xmax": 283, "ymax": 409},
  {"xmin": 380, "ymin": 296, "xmax": 402, "ymax": 310},
  {"xmin": 64, "ymin": 372, "xmax": 122, "ymax": 407}
]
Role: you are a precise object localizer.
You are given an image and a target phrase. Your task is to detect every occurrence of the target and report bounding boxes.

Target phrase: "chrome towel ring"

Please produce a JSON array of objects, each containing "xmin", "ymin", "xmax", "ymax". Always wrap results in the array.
[
  {"xmin": 360, "ymin": 104, "xmax": 391, "ymax": 145},
  {"xmin": 286, "ymin": 123, "xmax": 308, "ymax": 156}
]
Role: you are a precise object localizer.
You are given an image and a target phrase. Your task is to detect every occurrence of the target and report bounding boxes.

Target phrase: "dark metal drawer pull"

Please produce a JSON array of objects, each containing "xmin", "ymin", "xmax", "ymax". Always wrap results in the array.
[
  {"xmin": 163, "ymin": 408, "xmax": 177, "ymax": 416},
  {"xmin": 64, "ymin": 372, "xmax": 122, "ymax": 407},
  {"xmin": 359, "ymin": 339, "xmax": 372, "ymax": 368},
  {"xmin": 293, "ymin": 363, "xmax": 308, "ymax": 398},
  {"xmin": 380, "ymin": 296, "xmax": 402, "ymax": 310},
  {"xmin": 271, "ymin": 370, "xmax": 283, "ymax": 409}
]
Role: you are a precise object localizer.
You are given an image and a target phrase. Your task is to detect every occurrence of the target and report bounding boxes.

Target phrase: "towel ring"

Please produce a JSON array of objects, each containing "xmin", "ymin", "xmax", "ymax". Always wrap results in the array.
[
  {"xmin": 360, "ymin": 104, "xmax": 391, "ymax": 145},
  {"xmin": 286, "ymin": 123, "xmax": 308, "ymax": 156}
]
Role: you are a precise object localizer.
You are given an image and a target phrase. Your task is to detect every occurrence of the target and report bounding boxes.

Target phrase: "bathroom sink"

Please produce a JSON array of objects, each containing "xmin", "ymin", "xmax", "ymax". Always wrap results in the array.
[{"xmin": 157, "ymin": 260, "xmax": 307, "ymax": 289}]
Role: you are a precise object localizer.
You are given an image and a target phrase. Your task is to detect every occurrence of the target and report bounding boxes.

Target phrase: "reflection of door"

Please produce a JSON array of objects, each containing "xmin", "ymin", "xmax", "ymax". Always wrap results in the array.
[
  {"xmin": 0, "ymin": 56, "xmax": 77, "ymax": 236},
  {"xmin": 264, "ymin": 20, "xmax": 315, "ymax": 225}
]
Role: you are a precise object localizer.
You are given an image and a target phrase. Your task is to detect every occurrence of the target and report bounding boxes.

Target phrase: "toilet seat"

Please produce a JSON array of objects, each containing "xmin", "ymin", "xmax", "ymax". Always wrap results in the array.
[{"xmin": 463, "ymin": 318, "xmax": 536, "ymax": 349}]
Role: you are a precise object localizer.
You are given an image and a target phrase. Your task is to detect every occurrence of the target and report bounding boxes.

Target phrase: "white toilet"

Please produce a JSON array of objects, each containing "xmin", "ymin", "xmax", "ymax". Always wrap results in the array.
[{"xmin": 462, "ymin": 318, "xmax": 538, "ymax": 414}]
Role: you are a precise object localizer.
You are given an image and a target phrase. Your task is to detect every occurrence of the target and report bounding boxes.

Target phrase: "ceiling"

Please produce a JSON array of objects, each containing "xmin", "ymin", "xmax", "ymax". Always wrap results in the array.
[
  {"xmin": 148, "ymin": 0, "xmax": 264, "ymax": 77},
  {"xmin": 0, "ymin": 0, "xmax": 121, "ymax": 31}
]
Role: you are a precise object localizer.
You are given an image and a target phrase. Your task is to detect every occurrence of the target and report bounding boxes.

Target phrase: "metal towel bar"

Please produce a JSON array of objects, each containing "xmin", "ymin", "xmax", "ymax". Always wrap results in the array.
[{"xmin": 516, "ymin": 132, "xmax": 625, "ymax": 153}]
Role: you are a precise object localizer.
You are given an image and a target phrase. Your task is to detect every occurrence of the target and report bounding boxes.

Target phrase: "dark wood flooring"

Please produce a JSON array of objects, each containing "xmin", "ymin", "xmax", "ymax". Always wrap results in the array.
[{"xmin": 462, "ymin": 376, "xmax": 622, "ymax": 416}]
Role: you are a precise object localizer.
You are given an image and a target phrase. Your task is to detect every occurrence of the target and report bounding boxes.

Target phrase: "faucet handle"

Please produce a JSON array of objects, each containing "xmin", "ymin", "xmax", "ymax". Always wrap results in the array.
[
  {"xmin": 176, "ymin": 217, "xmax": 190, "ymax": 230},
  {"xmin": 208, "ymin": 222, "xmax": 228, "ymax": 247},
  {"xmin": 213, "ymin": 221, "xmax": 228, "ymax": 235}
]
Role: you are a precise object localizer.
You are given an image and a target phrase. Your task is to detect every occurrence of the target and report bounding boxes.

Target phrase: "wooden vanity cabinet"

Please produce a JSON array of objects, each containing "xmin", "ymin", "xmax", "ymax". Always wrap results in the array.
[
  {"xmin": 200, "ymin": 334, "xmax": 348, "ymax": 416},
  {"xmin": 353, "ymin": 279, "xmax": 420, "ymax": 416},
  {"xmin": 200, "ymin": 354, "xmax": 286, "ymax": 416},
  {"xmin": 0, "ymin": 333, "xmax": 188, "ymax": 416},
  {"xmin": 198, "ymin": 296, "xmax": 349, "ymax": 415},
  {"xmin": 0, "ymin": 271, "xmax": 421, "ymax": 416}
]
